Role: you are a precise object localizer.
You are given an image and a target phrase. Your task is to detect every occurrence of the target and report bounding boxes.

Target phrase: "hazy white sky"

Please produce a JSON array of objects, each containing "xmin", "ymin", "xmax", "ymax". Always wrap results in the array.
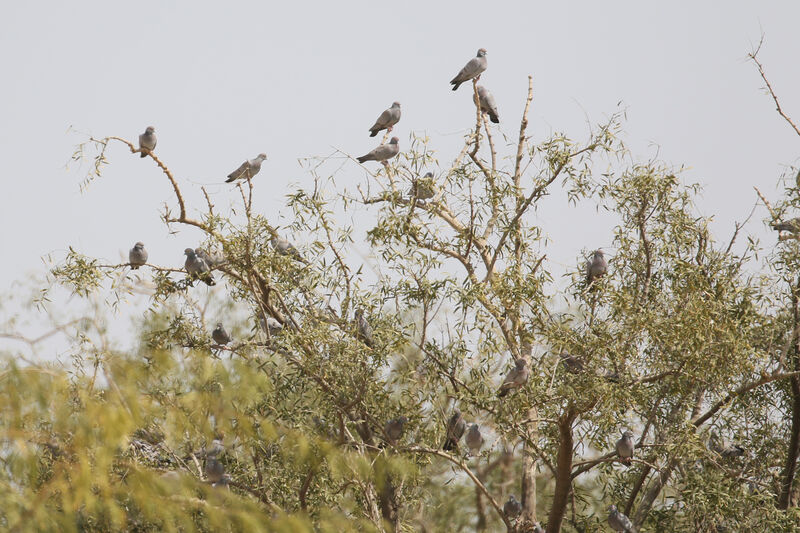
[{"xmin": 1, "ymin": 2, "xmax": 799, "ymax": 327}]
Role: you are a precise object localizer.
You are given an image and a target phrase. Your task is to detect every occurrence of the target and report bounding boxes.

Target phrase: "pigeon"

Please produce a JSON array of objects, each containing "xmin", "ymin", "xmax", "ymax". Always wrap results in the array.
[
  {"xmin": 503, "ymin": 494, "xmax": 522, "ymax": 520},
  {"xmin": 356, "ymin": 137, "xmax": 400, "ymax": 164},
  {"xmin": 203, "ymin": 439, "xmax": 226, "ymax": 483},
  {"xmin": 586, "ymin": 249, "xmax": 607, "ymax": 285},
  {"xmin": 497, "ymin": 358, "xmax": 530, "ymax": 397},
  {"xmin": 465, "ymin": 423, "xmax": 484, "ymax": 455},
  {"xmin": 138, "ymin": 126, "xmax": 157, "ymax": 158},
  {"xmin": 260, "ymin": 315, "xmax": 284, "ymax": 336},
  {"xmin": 450, "ymin": 48, "xmax": 487, "ymax": 91},
  {"xmin": 409, "ymin": 172, "xmax": 436, "ymax": 201},
  {"xmin": 772, "ymin": 217, "xmax": 800, "ymax": 235},
  {"xmin": 607, "ymin": 505, "xmax": 634, "ymax": 532},
  {"xmin": 709, "ymin": 431, "xmax": 745, "ymax": 459},
  {"xmin": 212, "ymin": 323, "xmax": 231, "ymax": 345},
  {"xmin": 354, "ymin": 308, "xmax": 374, "ymax": 348},
  {"xmin": 129, "ymin": 242, "xmax": 148, "ymax": 269},
  {"xmin": 474, "ymin": 85, "xmax": 500, "ymax": 123},
  {"xmin": 368, "ymin": 102, "xmax": 401, "ymax": 137},
  {"xmin": 532, "ymin": 523, "xmax": 544, "ymax": 533},
  {"xmin": 196, "ymin": 247, "xmax": 224, "ymax": 269},
  {"xmin": 225, "ymin": 153, "xmax": 267, "ymax": 183},
  {"xmin": 204, "ymin": 456, "xmax": 225, "ymax": 484},
  {"xmin": 442, "ymin": 409, "xmax": 466, "ymax": 451},
  {"xmin": 205, "ymin": 439, "xmax": 225, "ymax": 458},
  {"xmin": 616, "ymin": 430, "xmax": 635, "ymax": 465},
  {"xmin": 560, "ymin": 351, "xmax": 584, "ymax": 374},
  {"xmin": 384, "ymin": 416, "xmax": 408, "ymax": 445},
  {"xmin": 184, "ymin": 248, "xmax": 216, "ymax": 286},
  {"xmin": 271, "ymin": 236, "xmax": 308, "ymax": 264}
]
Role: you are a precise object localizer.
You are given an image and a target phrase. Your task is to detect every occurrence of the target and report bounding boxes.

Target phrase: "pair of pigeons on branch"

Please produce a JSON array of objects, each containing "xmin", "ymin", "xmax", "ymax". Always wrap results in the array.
[{"xmin": 137, "ymin": 126, "xmax": 267, "ymax": 184}]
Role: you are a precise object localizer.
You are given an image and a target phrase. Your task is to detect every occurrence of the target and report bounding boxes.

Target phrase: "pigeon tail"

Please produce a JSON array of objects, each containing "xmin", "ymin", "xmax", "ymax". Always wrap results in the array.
[
  {"xmin": 356, "ymin": 156, "xmax": 368, "ymax": 163},
  {"xmin": 369, "ymin": 130, "xmax": 379, "ymax": 137},
  {"xmin": 451, "ymin": 81, "xmax": 461, "ymax": 91},
  {"xmin": 488, "ymin": 111, "xmax": 500, "ymax": 124},
  {"xmin": 773, "ymin": 223, "xmax": 795, "ymax": 232},
  {"xmin": 443, "ymin": 439, "xmax": 458, "ymax": 452},
  {"xmin": 140, "ymin": 151, "xmax": 148, "ymax": 158},
  {"xmin": 225, "ymin": 176, "xmax": 236, "ymax": 183}
]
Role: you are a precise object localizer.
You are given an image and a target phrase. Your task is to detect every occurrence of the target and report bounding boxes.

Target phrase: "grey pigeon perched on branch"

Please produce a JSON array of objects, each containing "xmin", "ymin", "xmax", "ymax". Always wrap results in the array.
[
  {"xmin": 772, "ymin": 217, "xmax": 800, "ymax": 235},
  {"xmin": 184, "ymin": 248, "xmax": 216, "ymax": 286},
  {"xmin": 260, "ymin": 315, "xmax": 284, "ymax": 337},
  {"xmin": 607, "ymin": 505, "xmax": 634, "ymax": 532},
  {"xmin": 616, "ymin": 430, "xmax": 635, "ymax": 465},
  {"xmin": 204, "ymin": 439, "xmax": 225, "ymax": 484},
  {"xmin": 271, "ymin": 236, "xmax": 308, "ymax": 264},
  {"xmin": 409, "ymin": 172, "xmax": 436, "ymax": 201},
  {"xmin": 212, "ymin": 323, "xmax": 231, "ymax": 346},
  {"xmin": 129, "ymin": 242, "xmax": 148, "ymax": 269},
  {"xmin": 465, "ymin": 423, "xmax": 484, "ymax": 455},
  {"xmin": 709, "ymin": 431, "xmax": 745, "ymax": 459},
  {"xmin": 196, "ymin": 247, "xmax": 224, "ymax": 269},
  {"xmin": 475, "ymin": 85, "xmax": 500, "ymax": 123},
  {"xmin": 586, "ymin": 249, "xmax": 607, "ymax": 286},
  {"xmin": 442, "ymin": 408, "xmax": 466, "ymax": 451},
  {"xmin": 497, "ymin": 358, "xmax": 529, "ymax": 398},
  {"xmin": 357, "ymin": 137, "xmax": 400, "ymax": 164},
  {"xmin": 138, "ymin": 126, "xmax": 156, "ymax": 158},
  {"xmin": 560, "ymin": 351, "xmax": 584, "ymax": 374},
  {"xmin": 369, "ymin": 102, "xmax": 401, "ymax": 137},
  {"xmin": 354, "ymin": 308, "xmax": 374, "ymax": 348},
  {"xmin": 450, "ymin": 48, "xmax": 487, "ymax": 91},
  {"xmin": 384, "ymin": 416, "xmax": 408, "ymax": 445},
  {"xmin": 226, "ymin": 153, "xmax": 267, "ymax": 183},
  {"xmin": 503, "ymin": 494, "xmax": 522, "ymax": 520}
]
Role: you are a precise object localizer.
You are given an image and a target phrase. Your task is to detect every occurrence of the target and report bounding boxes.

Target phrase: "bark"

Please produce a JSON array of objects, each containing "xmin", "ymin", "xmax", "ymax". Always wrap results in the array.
[
  {"xmin": 632, "ymin": 459, "xmax": 676, "ymax": 529},
  {"xmin": 521, "ymin": 340, "xmax": 538, "ymax": 529},
  {"xmin": 778, "ymin": 279, "xmax": 800, "ymax": 510},
  {"xmin": 475, "ymin": 485, "xmax": 487, "ymax": 531},
  {"xmin": 378, "ymin": 477, "xmax": 399, "ymax": 531},
  {"xmin": 545, "ymin": 411, "xmax": 576, "ymax": 533}
]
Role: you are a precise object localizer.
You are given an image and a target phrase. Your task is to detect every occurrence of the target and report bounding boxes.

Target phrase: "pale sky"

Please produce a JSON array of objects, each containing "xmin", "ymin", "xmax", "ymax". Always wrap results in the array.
[{"xmin": 1, "ymin": 2, "xmax": 799, "ymax": 343}]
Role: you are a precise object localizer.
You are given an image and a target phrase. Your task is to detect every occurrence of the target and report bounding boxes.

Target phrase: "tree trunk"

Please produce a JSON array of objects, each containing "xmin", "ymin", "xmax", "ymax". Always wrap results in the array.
[
  {"xmin": 632, "ymin": 459, "xmax": 676, "ymax": 529},
  {"xmin": 521, "ymin": 339, "xmax": 538, "ymax": 530},
  {"xmin": 545, "ymin": 411, "xmax": 575, "ymax": 533},
  {"xmin": 778, "ymin": 280, "xmax": 800, "ymax": 510},
  {"xmin": 778, "ymin": 372, "xmax": 800, "ymax": 509}
]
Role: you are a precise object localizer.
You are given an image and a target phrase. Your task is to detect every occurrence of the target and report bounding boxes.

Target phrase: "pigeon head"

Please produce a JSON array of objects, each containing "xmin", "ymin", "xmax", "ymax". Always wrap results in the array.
[
  {"xmin": 423, "ymin": 172, "xmax": 434, "ymax": 179},
  {"xmin": 515, "ymin": 358, "xmax": 527, "ymax": 369},
  {"xmin": 594, "ymin": 249, "xmax": 605, "ymax": 258},
  {"xmin": 145, "ymin": 126, "xmax": 155, "ymax": 134},
  {"xmin": 184, "ymin": 248, "xmax": 195, "ymax": 256},
  {"xmin": 397, "ymin": 416, "xmax": 408, "ymax": 425},
  {"xmin": 354, "ymin": 308, "xmax": 364, "ymax": 318},
  {"xmin": 389, "ymin": 137, "xmax": 399, "ymax": 144},
  {"xmin": 622, "ymin": 430, "xmax": 634, "ymax": 439},
  {"xmin": 392, "ymin": 101, "xmax": 401, "ymax": 108},
  {"xmin": 216, "ymin": 322, "xmax": 223, "ymax": 328},
  {"xmin": 134, "ymin": 242, "xmax": 145, "ymax": 248},
  {"xmin": 477, "ymin": 48, "xmax": 487, "ymax": 57},
  {"xmin": 607, "ymin": 505, "xmax": 618, "ymax": 513},
  {"xmin": 257, "ymin": 153, "xmax": 267, "ymax": 160},
  {"xmin": 452, "ymin": 408, "xmax": 461, "ymax": 416}
]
